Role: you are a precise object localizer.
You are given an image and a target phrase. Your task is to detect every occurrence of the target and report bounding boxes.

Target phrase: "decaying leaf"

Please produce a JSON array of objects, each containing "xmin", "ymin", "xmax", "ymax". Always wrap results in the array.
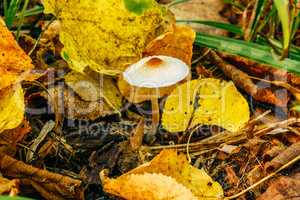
[
  {"xmin": 162, "ymin": 78, "xmax": 250, "ymax": 132},
  {"xmin": 0, "ymin": 120, "xmax": 31, "ymax": 147},
  {"xmin": 0, "ymin": 17, "xmax": 34, "ymax": 90},
  {"xmin": 0, "ymin": 176, "xmax": 19, "ymax": 196},
  {"xmin": 46, "ymin": 86, "xmax": 117, "ymax": 120},
  {"xmin": 102, "ymin": 149, "xmax": 223, "ymax": 199},
  {"xmin": 64, "ymin": 71, "xmax": 122, "ymax": 111},
  {"xmin": 42, "ymin": 0, "xmax": 174, "ymax": 75},
  {"xmin": 257, "ymin": 173, "xmax": 300, "ymax": 200},
  {"xmin": 143, "ymin": 25, "xmax": 196, "ymax": 65},
  {"xmin": 0, "ymin": 84, "xmax": 25, "ymax": 133}
]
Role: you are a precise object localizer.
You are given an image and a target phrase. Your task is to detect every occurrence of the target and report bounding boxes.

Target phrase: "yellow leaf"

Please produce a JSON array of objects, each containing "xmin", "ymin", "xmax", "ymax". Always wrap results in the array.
[
  {"xmin": 0, "ymin": 84, "xmax": 25, "ymax": 133},
  {"xmin": 162, "ymin": 78, "xmax": 250, "ymax": 132},
  {"xmin": 102, "ymin": 149, "xmax": 223, "ymax": 200},
  {"xmin": 0, "ymin": 18, "xmax": 34, "ymax": 90},
  {"xmin": 42, "ymin": 0, "xmax": 174, "ymax": 75},
  {"xmin": 64, "ymin": 71, "xmax": 122, "ymax": 111}
]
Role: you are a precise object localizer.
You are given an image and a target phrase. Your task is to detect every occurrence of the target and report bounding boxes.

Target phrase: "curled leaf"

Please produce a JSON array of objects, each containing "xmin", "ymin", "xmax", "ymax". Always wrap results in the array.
[
  {"xmin": 46, "ymin": 86, "xmax": 117, "ymax": 120},
  {"xmin": 64, "ymin": 71, "xmax": 122, "ymax": 111},
  {"xmin": 162, "ymin": 78, "xmax": 250, "ymax": 132},
  {"xmin": 0, "ymin": 176, "xmax": 19, "ymax": 196},
  {"xmin": 102, "ymin": 149, "xmax": 223, "ymax": 199},
  {"xmin": 0, "ymin": 84, "xmax": 25, "ymax": 133},
  {"xmin": 143, "ymin": 25, "xmax": 196, "ymax": 65},
  {"xmin": 42, "ymin": 0, "xmax": 174, "ymax": 75}
]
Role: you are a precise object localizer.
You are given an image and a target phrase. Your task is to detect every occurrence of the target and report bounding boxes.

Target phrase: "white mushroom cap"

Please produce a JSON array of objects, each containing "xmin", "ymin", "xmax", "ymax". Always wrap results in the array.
[{"xmin": 123, "ymin": 56, "xmax": 190, "ymax": 88}]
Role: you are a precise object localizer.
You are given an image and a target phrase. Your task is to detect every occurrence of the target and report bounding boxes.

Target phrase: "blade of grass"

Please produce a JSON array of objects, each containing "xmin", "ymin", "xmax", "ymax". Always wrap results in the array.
[
  {"xmin": 244, "ymin": 0, "xmax": 267, "ymax": 40},
  {"xmin": 256, "ymin": 35, "xmax": 300, "ymax": 60},
  {"xmin": 167, "ymin": 0, "xmax": 191, "ymax": 7},
  {"xmin": 16, "ymin": 0, "xmax": 30, "ymax": 40},
  {"xmin": 195, "ymin": 32, "xmax": 300, "ymax": 75},
  {"xmin": 5, "ymin": 0, "xmax": 22, "ymax": 28},
  {"xmin": 16, "ymin": 5, "xmax": 44, "ymax": 18},
  {"xmin": 291, "ymin": 0, "xmax": 300, "ymax": 39},
  {"xmin": 255, "ymin": 5, "xmax": 277, "ymax": 35},
  {"xmin": 273, "ymin": 0, "xmax": 291, "ymax": 58},
  {"xmin": 4, "ymin": 0, "xmax": 8, "ymax": 16},
  {"xmin": 176, "ymin": 20, "xmax": 243, "ymax": 35}
]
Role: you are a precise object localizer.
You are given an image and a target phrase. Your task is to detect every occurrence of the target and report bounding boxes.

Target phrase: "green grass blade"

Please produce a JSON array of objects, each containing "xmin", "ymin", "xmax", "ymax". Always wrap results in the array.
[
  {"xmin": 17, "ymin": 5, "xmax": 44, "ymax": 18},
  {"xmin": 291, "ymin": 0, "xmax": 300, "ymax": 39},
  {"xmin": 195, "ymin": 32, "xmax": 300, "ymax": 75},
  {"xmin": 5, "ymin": 0, "xmax": 22, "ymax": 28},
  {"xmin": 273, "ymin": 0, "xmax": 291, "ymax": 58},
  {"xmin": 167, "ymin": 0, "xmax": 191, "ymax": 7},
  {"xmin": 16, "ymin": 0, "xmax": 30, "ymax": 40},
  {"xmin": 256, "ymin": 36, "xmax": 300, "ymax": 61},
  {"xmin": 3, "ymin": 0, "xmax": 8, "ymax": 17},
  {"xmin": 177, "ymin": 20, "xmax": 243, "ymax": 35},
  {"xmin": 245, "ymin": 0, "xmax": 267, "ymax": 40}
]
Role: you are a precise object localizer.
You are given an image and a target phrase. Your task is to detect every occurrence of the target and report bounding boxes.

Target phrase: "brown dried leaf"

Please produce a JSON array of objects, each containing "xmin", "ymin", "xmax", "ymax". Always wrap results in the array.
[
  {"xmin": 0, "ymin": 120, "xmax": 31, "ymax": 147},
  {"xmin": 257, "ymin": 174, "xmax": 300, "ymax": 200},
  {"xmin": 46, "ymin": 86, "xmax": 115, "ymax": 120},
  {"xmin": 64, "ymin": 71, "xmax": 122, "ymax": 111},
  {"xmin": 0, "ymin": 176, "xmax": 19, "ymax": 196}
]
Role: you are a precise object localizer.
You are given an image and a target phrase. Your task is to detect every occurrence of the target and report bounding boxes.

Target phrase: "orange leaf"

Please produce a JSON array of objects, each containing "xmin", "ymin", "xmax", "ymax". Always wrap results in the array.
[
  {"xmin": 143, "ymin": 25, "xmax": 195, "ymax": 65},
  {"xmin": 0, "ymin": 18, "xmax": 34, "ymax": 90}
]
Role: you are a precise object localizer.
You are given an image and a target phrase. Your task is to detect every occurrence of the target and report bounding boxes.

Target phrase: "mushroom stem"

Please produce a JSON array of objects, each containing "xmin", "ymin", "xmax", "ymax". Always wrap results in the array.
[{"xmin": 151, "ymin": 93, "xmax": 160, "ymax": 134}]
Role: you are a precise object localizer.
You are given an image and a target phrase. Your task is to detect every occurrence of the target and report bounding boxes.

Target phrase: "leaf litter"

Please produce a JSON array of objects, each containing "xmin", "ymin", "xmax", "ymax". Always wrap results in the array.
[{"xmin": 1, "ymin": 0, "xmax": 300, "ymax": 200}]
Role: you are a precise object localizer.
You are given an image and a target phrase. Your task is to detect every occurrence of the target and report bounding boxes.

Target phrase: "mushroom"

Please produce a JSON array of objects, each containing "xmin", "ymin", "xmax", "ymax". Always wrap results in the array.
[{"xmin": 122, "ymin": 55, "xmax": 190, "ymax": 134}]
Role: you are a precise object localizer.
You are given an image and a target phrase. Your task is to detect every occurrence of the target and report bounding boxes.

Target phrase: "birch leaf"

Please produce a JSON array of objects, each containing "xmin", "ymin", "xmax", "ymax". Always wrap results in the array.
[
  {"xmin": 102, "ymin": 149, "xmax": 223, "ymax": 200},
  {"xmin": 0, "ymin": 84, "xmax": 25, "ymax": 133},
  {"xmin": 42, "ymin": 0, "xmax": 174, "ymax": 75},
  {"xmin": 162, "ymin": 78, "xmax": 250, "ymax": 132}
]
